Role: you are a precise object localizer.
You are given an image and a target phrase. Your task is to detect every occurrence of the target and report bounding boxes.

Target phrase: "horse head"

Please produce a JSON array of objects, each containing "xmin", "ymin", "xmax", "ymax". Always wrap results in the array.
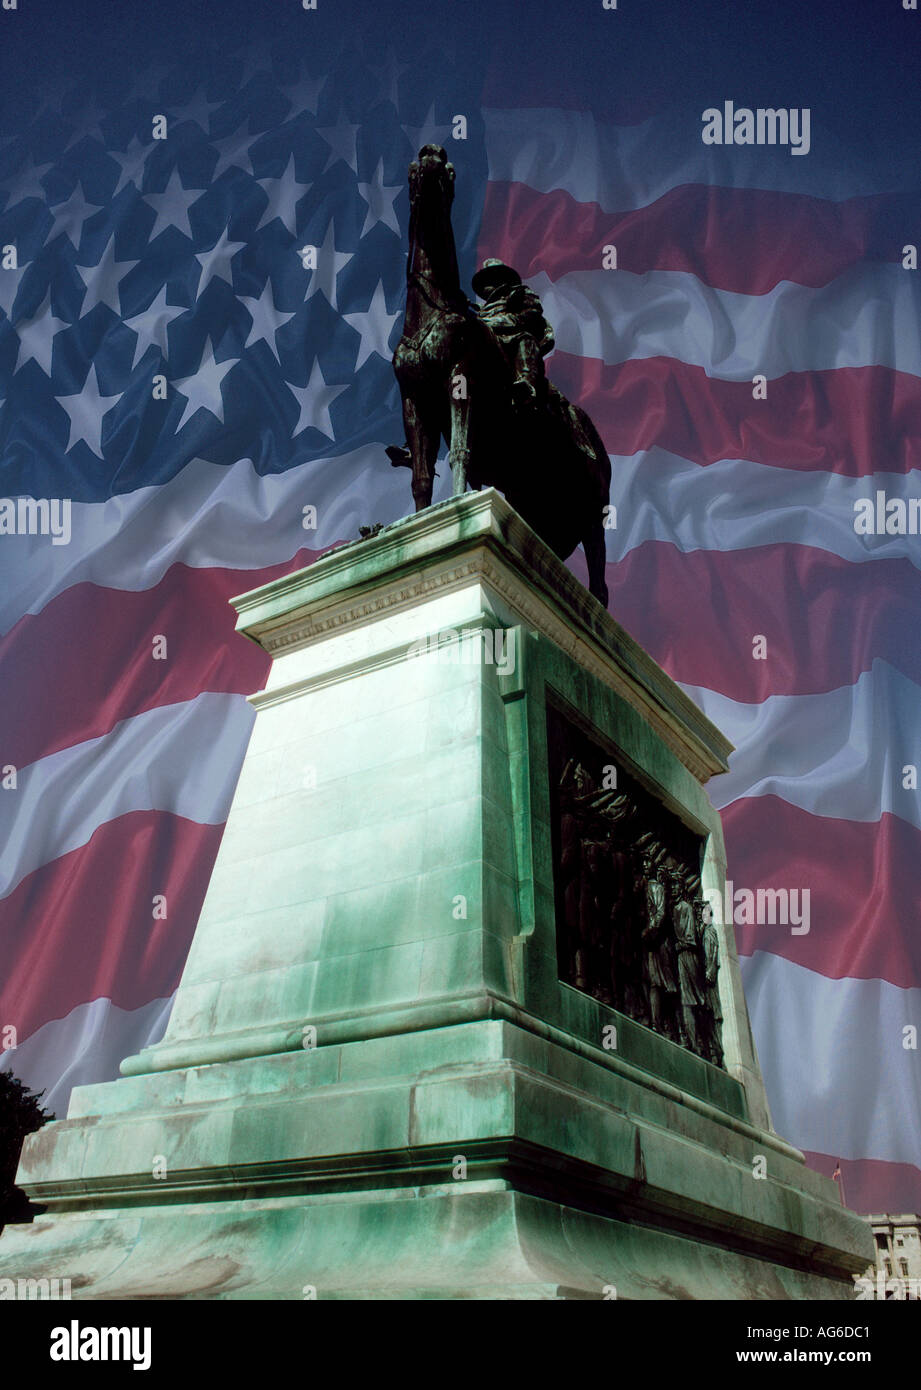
[{"xmin": 408, "ymin": 144, "xmax": 455, "ymax": 211}]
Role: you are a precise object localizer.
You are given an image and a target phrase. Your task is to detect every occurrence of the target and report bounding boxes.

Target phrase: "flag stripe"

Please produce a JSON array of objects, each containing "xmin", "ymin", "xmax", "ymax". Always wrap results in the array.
[
  {"xmin": 802, "ymin": 1151, "xmax": 921, "ymax": 1217},
  {"xmin": 605, "ymin": 452, "xmax": 921, "ymax": 571},
  {"xmin": 0, "ymin": 564, "xmax": 274, "ymax": 767},
  {"xmin": 483, "ymin": 180, "xmax": 918, "ymax": 294},
  {"xmin": 534, "ymin": 264, "xmax": 921, "ymax": 380},
  {"xmin": 685, "ymin": 663, "xmax": 921, "ymax": 832},
  {"xmin": 0, "ymin": 447, "xmax": 386, "ymax": 632},
  {"xmin": 0, "ymin": 693, "xmax": 252, "ymax": 900},
  {"xmin": 548, "ymin": 352, "xmax": 921, "ymax": 478},
  {"xmin": 604, "ymin": 543, "xmax": 921, "ymax": 702},
  {"xmin": 9, "ymin": 435, "xmax": 920, "ymax": 656},
  {"xmin": 740, "ymin": 952, "xmax": 921, "ymax": 1169},
  {"xmin": 725, "ymin": 797, "xmax": 921, "ymax": 989},
  {"xmin": 9, "ymin": 537, "xmax": 921, "ymax": 783},
  {"xmin": 0, "ymin": 995, "xmax": 174, "ymax": 1121},
  {"xmin": 0, "ymin": 811, "xmax": 221, "ymax": 1044}
]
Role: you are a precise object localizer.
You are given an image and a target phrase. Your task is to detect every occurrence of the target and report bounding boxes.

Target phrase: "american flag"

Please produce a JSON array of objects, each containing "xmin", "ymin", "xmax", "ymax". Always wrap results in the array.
[{"xmin": 1, "ymin": 4, "xmax": 919, "ymax": 1216}]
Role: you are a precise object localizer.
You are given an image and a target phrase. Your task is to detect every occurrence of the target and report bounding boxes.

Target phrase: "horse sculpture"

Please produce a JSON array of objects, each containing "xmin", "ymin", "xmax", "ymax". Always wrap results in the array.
[{"xmin": 389, "ymin": 145, "xmax": 612, "ymax": 607}]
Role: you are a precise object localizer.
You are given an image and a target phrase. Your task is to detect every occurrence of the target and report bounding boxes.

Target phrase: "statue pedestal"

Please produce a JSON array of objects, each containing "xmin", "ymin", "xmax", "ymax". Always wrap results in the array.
[{"xmin": 0, "ymin": 491, "xmax": 872, "ymax": 1298}]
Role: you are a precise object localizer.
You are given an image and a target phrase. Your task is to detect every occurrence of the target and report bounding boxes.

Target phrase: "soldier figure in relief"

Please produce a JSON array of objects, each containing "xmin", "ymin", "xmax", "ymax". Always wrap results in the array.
[
  {"xmin": 670, "ymin": 869, "xmax": 706, "ymax": 1056},
  {"xmin": 559, "ymin": 762, "xmax": 600, "ymax": 991},
  {"xmin": 640, "ymin": 852, "xmax": 679, "ymax": 1040},
  {"xmin": 699, "ymin": 901, "xmax": 725, "ymax": 1067},
  {"xmin": 559, "ymin": 760, "xmax": 625, "ymax": 996}
]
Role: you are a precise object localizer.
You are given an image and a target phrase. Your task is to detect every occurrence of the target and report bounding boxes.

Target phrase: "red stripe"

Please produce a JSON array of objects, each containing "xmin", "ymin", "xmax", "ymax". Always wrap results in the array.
[
  {"xmin": 0, "ymin": 810, "xmax": 223, "ymax": 1043},
  {"xmin": 547, "ymin": 352, "xmax": 921, "ymax": 477},
  {"xmin": 15, "ymin": 541, "xmax": 915, "ymax": 772},
  {"xmin": 0, "ymin": 548, "xmax": 324, "ymax": 769},
  {"xmin": 481, "ymin": 181, "xmax": 916, "ymax": 294},
  {"xmin": 722, "ymin": 797, "xmax": 921, "ymax": 988},
  {"xmin": 598, "ymin": 542, "xmax": 921, "ymax": 702},
  {"xmin": 803, "ymin": 1150, "xmax": 921, "ymax": 1216}
]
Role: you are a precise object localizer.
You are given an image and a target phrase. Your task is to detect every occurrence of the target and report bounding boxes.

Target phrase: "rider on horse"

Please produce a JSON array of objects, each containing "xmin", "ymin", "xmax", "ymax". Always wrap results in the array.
[{"xmin": 471, "ymin": 258, "xmax": 597, "ymax": 463}]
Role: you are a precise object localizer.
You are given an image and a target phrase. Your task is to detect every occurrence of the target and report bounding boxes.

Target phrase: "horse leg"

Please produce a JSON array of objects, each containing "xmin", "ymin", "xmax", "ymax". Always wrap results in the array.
[
  {"xmin": 449, "ymin": 362, "xmax": 471, "ymax": 497},
  {"xmin": 403, "ymin": 392, "xmax": 439, "ymax": 511},
  {"xmin": 582, "ymin": 516, "xmax": 609, "ymax": 608}
]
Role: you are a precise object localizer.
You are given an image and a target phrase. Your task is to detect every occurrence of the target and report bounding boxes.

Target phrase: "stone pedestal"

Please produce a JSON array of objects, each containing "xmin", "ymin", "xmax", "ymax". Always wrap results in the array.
[{"xmin": 0, "ymin": 490, "xmax": 873, "ymax": 1298}]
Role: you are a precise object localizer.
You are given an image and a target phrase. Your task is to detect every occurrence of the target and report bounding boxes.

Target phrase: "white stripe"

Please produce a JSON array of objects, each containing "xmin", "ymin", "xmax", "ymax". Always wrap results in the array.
[
  {"xmin": 0, "ymin": 444, "xmax": 420, "ymax": 635},
  {"xmin": 485, "ymin": 106, "xmax": 916, "ymax": 208},
  {"xmin": 6, "ymin": 443, "xmax": 920, "ymax": 641},
  {"xmin": 0, "ymin": 693, "xmax": 253, "ymax": 899},
  {"xmin": 0, "ymin": 995, "xmax": 173, "ymax": 1120},
  {"xmin": 608, "ymin": 452, "xmax": 921, "ymax": 570},
  {"xmin": 534, "ymin": 263, "xmax": 921, "ymax": 381},
  {"xmin": 683, "ymin": 661, "xmax": 921, "ymax": 831},
  {"xmin": 741, "ymin": 952, "xmax": 921, "ymax": 1167}
]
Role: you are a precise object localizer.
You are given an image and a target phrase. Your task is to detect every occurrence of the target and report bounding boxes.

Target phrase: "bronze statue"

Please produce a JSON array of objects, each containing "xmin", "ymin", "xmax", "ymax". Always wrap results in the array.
[
  {"xmin": 472, "ymin": 259, "xmax": 601, "ymax": 464},
  {"xmin": 472, "ymin": 259, "xmax": 554, "ymax": 411},
  {"xmin": 390, "ymin": 146, "xmax": 612, "ymax": 606}
]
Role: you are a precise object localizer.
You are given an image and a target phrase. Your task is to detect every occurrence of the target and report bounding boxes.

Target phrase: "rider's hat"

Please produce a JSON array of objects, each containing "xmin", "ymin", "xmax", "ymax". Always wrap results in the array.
[{"xmin": 471, "ymin": 258, "xmax": 522, "ymax": 298}]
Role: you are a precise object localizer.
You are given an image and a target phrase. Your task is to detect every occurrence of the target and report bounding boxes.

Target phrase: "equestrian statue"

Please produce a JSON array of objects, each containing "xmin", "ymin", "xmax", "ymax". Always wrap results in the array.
[{"xmin": 388, "ymin": 145, "xmax": 611, "ymax": 607}]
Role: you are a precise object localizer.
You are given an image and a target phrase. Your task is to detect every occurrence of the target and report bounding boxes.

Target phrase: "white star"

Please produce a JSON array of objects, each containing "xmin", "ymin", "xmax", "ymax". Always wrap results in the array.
[
  {"xmin": 209, "ymin": 129, "xmax": 256, "ymax": 182},
  {"xmin": 45, "ymin": 182, "xmax": 105, "ymax": 250},
  {"xmin": 302, "ymin": 221, "xmax": 353, "ymax": 312},
  {"xmin": 56, "ymin": 363, "xmax": 120, "ymax": 457},
  {"xmin": 173, "ymin": 336, "xmax": 239, "ymax": 429},
  {"xmin": 356, "ymin": 160, "xmax": 401, "ymax": 237},
  {"xmin": 403, "ymin": 104, "xmax": 453, "ymax": 159},
  {"xmin": 144, "ymin": 168, "xmax": 204, "ymax": 241},
  {"xmin": 240, "ymin": 280, "xmax": 295, "ymax": 364},
  {"xmin": 194, "ymin": 228, "xmax": 246, "ymax": 298},
  {"xmin": 107, "ymin": 138, "xmax": 150, "ymax": 198},
  {"xmin": 123, "ymin": 286, "xmax": 186, "ymax": 368},
  {"xmin": 289, "ymin": 358, "xmax": 348, "ymax": 440},
  {"xmin": 342, "ymin": 280, "xmax": 400, "ymax": 370},
  {"xmin": 5, "ymin": 156, "xmax": 53, "ymax": 206},
  {"xmin": 368, "ymin": 51, "xmax": 409, "ymax": 107},
  {"xmin": 172, "ymin": 87, "xmax": 224, "ymax": 134},
  {"xmin": 256, "ymin": 156, "xmax": 304, "ymax": 236},
  {"xmin": 76, "ymin": 235, "xmax": 140, "ymax": 316},
  {"xmin": 12, "ymin": 290, "xmax": 68, "ymax": 376},
  {"xmin": 315, "ymin": 111, "xmax": 361, "ymax": 175},
  {"xmin": 279, "ymin": 71, "xmax": 326, "ymax": 117}
]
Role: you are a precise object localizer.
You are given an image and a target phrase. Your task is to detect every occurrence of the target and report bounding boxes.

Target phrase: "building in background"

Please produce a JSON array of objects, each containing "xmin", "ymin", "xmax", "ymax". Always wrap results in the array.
[{"xmin": 865, "ymin": 1214, "xmax": 921, "ymax": 1298}]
